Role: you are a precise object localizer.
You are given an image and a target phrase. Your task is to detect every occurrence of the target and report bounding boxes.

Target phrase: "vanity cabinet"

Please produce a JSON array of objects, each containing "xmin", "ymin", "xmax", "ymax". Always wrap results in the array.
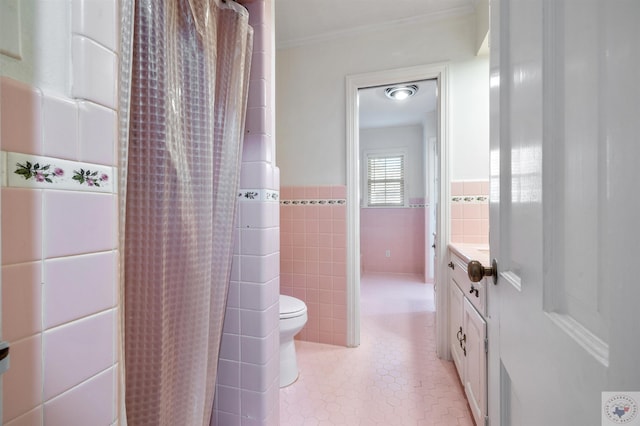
[
  {"xmin": 449, "ymin": 278, "xmax": 465, "ymax": 377},
  {"xmin": 448, "ymin": 248, "xmax": 487, "ymax": 426}
]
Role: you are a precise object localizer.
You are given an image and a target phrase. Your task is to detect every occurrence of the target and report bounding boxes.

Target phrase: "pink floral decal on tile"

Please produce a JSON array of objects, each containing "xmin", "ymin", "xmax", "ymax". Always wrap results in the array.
[
  {"xmin": 6, "ymin": 152, "xmax": 114, "ymax": 193},
  {"xmin": 72, "ymin": 169, "xmax": 109, "ymax": 187},
  {"xmin": 14, "ymin": 161, "xmax": 64, "ymax": 183},
  {"xmin": 240, "ymin": 191, "xmax": 259, "ymax": 199}
]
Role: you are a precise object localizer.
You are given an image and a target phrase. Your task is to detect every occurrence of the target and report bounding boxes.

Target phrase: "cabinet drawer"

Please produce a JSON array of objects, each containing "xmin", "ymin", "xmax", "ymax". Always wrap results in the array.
[
  {"xmin": 450, "ymin": 252, "xmax": 469, "ymax": 289},
  {"xmin": 449, "ymin": 252, "xmax": 487, "ymax": 317}
]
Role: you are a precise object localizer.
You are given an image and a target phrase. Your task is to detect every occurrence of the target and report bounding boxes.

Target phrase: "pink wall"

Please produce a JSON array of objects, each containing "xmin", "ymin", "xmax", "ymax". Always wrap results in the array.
[
  {"xmin": 213, "ymin": 1, "xmax": 281, "ymax": 424},
  {"xmin": 451, "ymin": 181, "xmax": 489, "ymax": 245},
  {"xmin": 360, "ymin": 204, "xmax": 426, "ymax": 275},
  {"xmin": 280, "ymin": 186, "xmax": 347, "ymax": 347},
  {"xmin": 1, "ymin": 2, "xmax": 120, "ymax": 422}
]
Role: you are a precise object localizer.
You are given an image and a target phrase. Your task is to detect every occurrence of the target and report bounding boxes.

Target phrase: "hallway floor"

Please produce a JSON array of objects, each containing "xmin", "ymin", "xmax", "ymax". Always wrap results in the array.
[{"xmin": 280, "ymin": 273, "xmax": 474, "ymax": 425}]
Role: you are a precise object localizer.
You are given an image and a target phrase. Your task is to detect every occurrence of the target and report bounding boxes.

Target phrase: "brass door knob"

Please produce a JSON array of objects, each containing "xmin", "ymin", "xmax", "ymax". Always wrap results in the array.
[{"xmin": 467, "ymin": 259, "xmax": 498, "ymax": 285}]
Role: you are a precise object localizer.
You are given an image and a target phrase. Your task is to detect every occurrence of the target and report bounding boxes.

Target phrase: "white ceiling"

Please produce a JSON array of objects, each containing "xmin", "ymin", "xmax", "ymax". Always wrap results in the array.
[
  {"xmin": 274, "ymin": 0, "xmax": 476, "ymax": 49},
  {"xmin": 274, "ymin": 0, "xmax": 462, "ymax": 130},
  {"xmin": 359, "ymin": 80, "xmax": 437, "ymax": 129}
]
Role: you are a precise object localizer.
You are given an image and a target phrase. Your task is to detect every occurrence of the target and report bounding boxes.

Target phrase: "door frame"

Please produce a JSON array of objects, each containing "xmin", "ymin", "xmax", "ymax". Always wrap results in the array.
[{"xmin": 345, "ymin": 62, "xmax": 451, "ymax": 356}]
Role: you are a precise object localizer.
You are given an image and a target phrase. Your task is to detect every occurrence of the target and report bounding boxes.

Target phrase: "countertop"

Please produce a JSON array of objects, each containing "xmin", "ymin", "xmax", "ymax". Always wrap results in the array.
[{"xmin": 448, "ymin": 243, "xmax": 491, "ymax": 267}]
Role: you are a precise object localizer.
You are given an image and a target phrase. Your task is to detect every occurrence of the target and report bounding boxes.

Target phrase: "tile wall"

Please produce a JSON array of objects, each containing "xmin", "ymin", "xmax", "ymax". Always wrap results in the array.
[
  {"xmin": 450, "ymin": 180, "xmax": 489, "ymax": 245},
  {"xmin": 212, "ymin": 1, "xmax": 281, "ymax": 425},
  {"xmin": 1, "ymin": 2, "xmax": 120, "ymax": 425},
  {"xmin": 2, "ymin": 2, "xmax": 278, "ymax": 425},
  {"xmin": 279, "ymin": 186, "xmax": 347, "ymax": 347},
  {"xmin": 360, "ymin": 200, "xmax": 426, "ymax": 275}
]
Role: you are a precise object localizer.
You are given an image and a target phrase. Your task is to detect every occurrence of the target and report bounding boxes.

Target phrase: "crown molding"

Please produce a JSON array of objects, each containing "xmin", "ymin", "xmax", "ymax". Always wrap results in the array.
[{"xmin": 276, "ymin": 5, "xmax": 475, "ymax": 50}]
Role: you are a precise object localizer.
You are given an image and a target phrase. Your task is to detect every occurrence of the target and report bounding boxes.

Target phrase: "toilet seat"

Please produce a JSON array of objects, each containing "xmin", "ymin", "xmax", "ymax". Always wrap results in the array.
[{"xmin": 280, "ymin": 295, "xmax": 307, "ymax": 319}]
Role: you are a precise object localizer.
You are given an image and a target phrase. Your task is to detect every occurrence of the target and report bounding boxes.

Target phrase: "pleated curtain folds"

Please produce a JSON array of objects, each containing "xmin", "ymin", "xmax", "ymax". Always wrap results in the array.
[{"xmin": 119, "ymin": 1, "xmax": 252, "ymax": 424}]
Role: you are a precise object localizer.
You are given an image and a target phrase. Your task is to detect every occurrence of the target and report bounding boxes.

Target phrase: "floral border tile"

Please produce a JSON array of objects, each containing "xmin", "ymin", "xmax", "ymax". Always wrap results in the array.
[
  {"xmin": 238, "ymin": 189, "xmax": 280, "ymax": 203},
  {"xmin": 4, "ymin": 151, "xmax": 115, "ymax": 193},
  {"xmin": 280, "ymin": 199, "xmax": 347, "ymax": 206},
  {"xmin": 451, "ymin": 195, "xmax": 488, "ymax": 204}
]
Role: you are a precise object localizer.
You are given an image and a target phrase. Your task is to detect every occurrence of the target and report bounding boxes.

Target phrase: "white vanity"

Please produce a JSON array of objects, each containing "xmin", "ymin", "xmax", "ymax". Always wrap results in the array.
[{"xmin": 448, "ymin": 244, "xmax": 490, "ymax": 426}]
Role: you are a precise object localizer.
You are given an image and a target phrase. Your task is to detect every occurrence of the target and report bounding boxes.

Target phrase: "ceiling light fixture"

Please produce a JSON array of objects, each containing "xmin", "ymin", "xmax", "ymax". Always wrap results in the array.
[{"xmin": 385, "ymin": 85, "xmax": 418, "ymax": 101}]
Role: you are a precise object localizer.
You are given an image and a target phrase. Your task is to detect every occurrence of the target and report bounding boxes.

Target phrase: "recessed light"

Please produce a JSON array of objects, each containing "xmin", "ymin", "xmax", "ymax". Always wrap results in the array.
[{"xmin": 385, "ymin": 85, "xmax": 418, "ymax": 101}]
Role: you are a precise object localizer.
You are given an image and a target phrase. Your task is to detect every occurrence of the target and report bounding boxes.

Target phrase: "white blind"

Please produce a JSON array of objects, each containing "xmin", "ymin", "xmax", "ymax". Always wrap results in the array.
[{"xmin": 367, "ymin": 155, "xmax": 405, "ymax": 206}]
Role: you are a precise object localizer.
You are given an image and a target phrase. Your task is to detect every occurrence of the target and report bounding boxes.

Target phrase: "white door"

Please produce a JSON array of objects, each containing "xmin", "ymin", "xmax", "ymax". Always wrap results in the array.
[{"xmin": 488, "ymin": 1, "xmax": 640, "ymax": 425}]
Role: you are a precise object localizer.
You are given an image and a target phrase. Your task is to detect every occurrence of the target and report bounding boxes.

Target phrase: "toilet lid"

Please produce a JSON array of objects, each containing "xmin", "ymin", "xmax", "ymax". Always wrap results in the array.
[{"xmin": 280, "ymin": 295, "xmax": 307, "ymax": 319}]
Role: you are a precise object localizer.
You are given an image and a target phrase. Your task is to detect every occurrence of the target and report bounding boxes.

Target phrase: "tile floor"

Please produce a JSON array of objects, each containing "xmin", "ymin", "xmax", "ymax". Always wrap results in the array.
[{"xmin": 280, "ymin": 273, "xmax": 475, "ymax": 425}]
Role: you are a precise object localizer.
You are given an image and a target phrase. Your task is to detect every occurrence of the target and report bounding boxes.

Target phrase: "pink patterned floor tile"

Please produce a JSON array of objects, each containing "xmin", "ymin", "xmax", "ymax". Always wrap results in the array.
[{"xmin": 281, "ymin": 273, "xmax": 473, "ymax": 425}]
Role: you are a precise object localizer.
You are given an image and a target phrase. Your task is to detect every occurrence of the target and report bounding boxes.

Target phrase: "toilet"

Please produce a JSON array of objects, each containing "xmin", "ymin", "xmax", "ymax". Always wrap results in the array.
[{"xmin": 279, "ymin": 294, "xmax": 308, "ymax": 387}]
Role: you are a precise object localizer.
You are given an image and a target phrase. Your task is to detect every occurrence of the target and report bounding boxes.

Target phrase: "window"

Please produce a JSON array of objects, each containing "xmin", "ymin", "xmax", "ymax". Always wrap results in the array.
[{"xmin": 366, "ymin": 153, "xmax": 405, "ymax": 207}]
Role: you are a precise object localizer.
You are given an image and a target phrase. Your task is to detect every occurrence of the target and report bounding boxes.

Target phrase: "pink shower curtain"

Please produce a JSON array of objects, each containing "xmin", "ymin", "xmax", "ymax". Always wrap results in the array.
[{"xmin": 121, "ymin": 1, "xmax": 252, "ymax": 424}]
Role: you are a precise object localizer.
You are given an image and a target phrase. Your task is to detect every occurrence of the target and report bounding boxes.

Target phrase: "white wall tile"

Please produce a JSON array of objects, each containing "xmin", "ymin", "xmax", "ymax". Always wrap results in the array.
[
  {"xmin": 240, "ymin": 253, "xmax": 279, "ymax": 283},
  {"xmin": 0, "ymin": 0, "xmax": 23, "ymax": 59},
  {"xmin": 239, "ymin": 282, "xmax": 273, "ymax": 311},
  {"xmin": 217, "ymin": 360, "xmax": 240, "ymax": 388},
  {"xmin": 42, "ymin": 94, "xmax": 79, "ymax": 160},
  {"xmin": 240, "ymin": 303, "xmax": 277, "ymax": 338},
  {"xmin": 240, "ymin": 389, "xmax": 271, "ymax": 422},
  {"xmin": 44, "ymin": 251, "xmax": 116, "ymax": 328},
  {"xmin": 240, "ymin": 355, "xmax": 278, "ymax": 392},
  {"xmin": 241, "ymin": 161, "xmax": 273, "ymax": 189},
  {"xmin": 43, "ymin": 191, "xmax": 117, "ymax": 259},
  {"xmin": 78, "ymin": 101, "xmax": 117, "ymax": 166},
  {"xmin": 44, "ymin": 367, "xmax": 115, "ymax": 426},
  {"xmin": 240, "ymin": 331, "xmax": 277, "ymax": 365},
  {"xmin": 2, "ymin": 262, "xmax": 42, "ymax": 342},
  {"xmin": 240, "ymin": 228, "xmax": 270, "ymax": 256},
  {"xmin": 214, "ymin": 385, "xmax": 241, "ymax": 415},
  {"xmin": 2, "ymin": 336, "xmax": 42, "ymax": 424},
  {"xmin": 72, "ymin": 0, "xmax": 118, "ymax": 51},
  {"xmin": 43, "ymin": 310, "xmax": 115, "ymax": 399},
  {"xmin": 219, "ymin": 333, "xmax": 240, "ymax": 361},
  {"xmin": 71, "ymin": 36, "xmax": 117, "ymax": 109}
]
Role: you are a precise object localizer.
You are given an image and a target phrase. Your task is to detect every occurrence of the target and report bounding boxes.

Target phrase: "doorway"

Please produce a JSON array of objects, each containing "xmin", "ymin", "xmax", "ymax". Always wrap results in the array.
[
  {"xmin": 358, "ymin": 80, "xmax": 435, "ymax": 282},
  {"xmin": 345, "ymin": 63, "xmax": 451, "ymax": 358}
]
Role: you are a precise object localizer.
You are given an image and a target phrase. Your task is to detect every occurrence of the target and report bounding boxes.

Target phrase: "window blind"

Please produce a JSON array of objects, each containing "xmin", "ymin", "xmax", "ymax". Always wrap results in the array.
[{"xmin": 367, "ymin": 155, "xmax": 405, "ymax": 206}]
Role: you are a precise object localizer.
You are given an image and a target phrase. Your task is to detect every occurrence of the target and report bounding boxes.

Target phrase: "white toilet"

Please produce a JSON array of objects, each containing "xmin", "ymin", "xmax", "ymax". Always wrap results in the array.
[{"xmin": 279, "ymin": 294, "xmax": 308, "ymax": 387}]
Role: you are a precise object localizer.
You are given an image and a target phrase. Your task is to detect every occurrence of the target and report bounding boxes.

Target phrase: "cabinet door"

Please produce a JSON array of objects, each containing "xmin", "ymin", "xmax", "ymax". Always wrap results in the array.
[
  {"xmin": 463, "ymin": 298, "xmax": 487, "ymax": 426},
  {"xmin": 449, "ymin": 278, "xmax": 465, "ymax": 380}
]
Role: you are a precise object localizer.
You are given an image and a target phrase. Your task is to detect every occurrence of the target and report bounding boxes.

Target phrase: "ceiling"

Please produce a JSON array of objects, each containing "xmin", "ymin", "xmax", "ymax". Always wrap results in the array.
[
  {"xmin": 274, "ymin": 0, "xmax": 465, "ymax": 130},
  {"xmin": 359, "ymin": 80, "xmax": 437, "ymax": 129},
  {"xmin": 274, "ymin": 0, "xmax": 476, "ymax": 49}
]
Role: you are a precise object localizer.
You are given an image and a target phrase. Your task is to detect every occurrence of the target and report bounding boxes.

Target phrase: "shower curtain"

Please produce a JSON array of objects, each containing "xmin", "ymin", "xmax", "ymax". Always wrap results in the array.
[{"xmin": 119, "ymin": 1, "xmax": 252, "ymax": 424}]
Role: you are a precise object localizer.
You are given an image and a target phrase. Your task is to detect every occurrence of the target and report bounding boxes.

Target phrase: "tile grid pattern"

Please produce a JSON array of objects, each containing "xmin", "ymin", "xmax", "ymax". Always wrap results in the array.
[
  {"xmin": 1, "ymin": 1, "xmax": 119, "ymax": 425},
  {"xmin": 280, "ymin": 185, "xmax": 348, "ymax": 347},
  {"xmin": 360, "ymin": 205, "xmax": 426, "ymax": 275},
  {"xmin": 280, "ymin": 273, "xmax": 474, "ymax": 425},
  {"xmin": 213, "ymin": 1, "xmax": 281, "ymax": 425},
  {"xmin": 450, "ymin": 181, "xmax": 489, "ymax": 245}
]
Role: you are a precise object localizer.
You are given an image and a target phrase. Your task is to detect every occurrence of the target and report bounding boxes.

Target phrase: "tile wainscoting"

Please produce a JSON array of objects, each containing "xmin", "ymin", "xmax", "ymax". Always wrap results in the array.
[
  {"xmin": 280, "ymin": 186, "xmax": 347, "ymax": 347},
  {"xmin": 360, "ymin": 200, "xmax": 426, "ymax": 275},
  {"xmin": 1, "ymin": 69, "xmax": 119, "ymax": 426},
  {"xmin": 450, "ymin": 180, "xmax": 489, "ymax": 245}
]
